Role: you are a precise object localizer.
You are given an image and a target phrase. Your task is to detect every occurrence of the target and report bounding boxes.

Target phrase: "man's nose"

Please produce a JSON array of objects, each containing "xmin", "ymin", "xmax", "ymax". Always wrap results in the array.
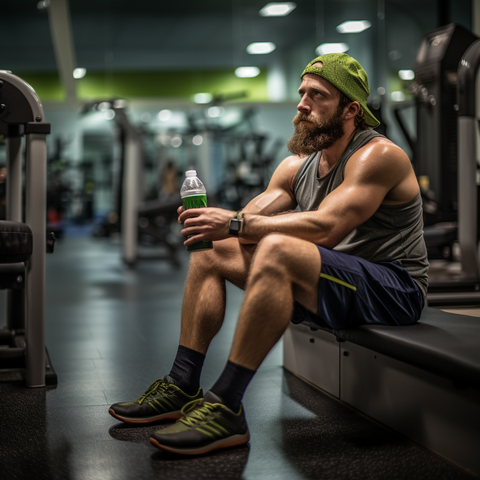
[{"xmin": 297, "ymin": 97, "xmax": 310, "ymax": 113}]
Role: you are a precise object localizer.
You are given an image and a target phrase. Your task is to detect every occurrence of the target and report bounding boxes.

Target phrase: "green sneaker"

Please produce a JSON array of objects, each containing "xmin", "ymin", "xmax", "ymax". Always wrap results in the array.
[
  {"xmin": 109, "ymin": 375, "xmax": 203, "ymax": 425},
  {"xmin": 149, "ymin": 391, "xmax": 250, "ymax": 455}
]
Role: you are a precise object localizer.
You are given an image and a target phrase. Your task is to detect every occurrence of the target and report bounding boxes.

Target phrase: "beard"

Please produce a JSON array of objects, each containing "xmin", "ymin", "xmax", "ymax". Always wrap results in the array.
[{"xmin": 287, "ymin": 106, "xmax": 345, "ymax": 156}]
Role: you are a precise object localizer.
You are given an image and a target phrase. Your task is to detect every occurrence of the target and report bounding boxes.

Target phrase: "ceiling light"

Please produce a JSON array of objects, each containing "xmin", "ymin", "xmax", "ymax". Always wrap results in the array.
[
  {"xmin": 336, "ymin": 20, "xmax": 371, "ymax": 34},
  {"xmin": 246, "ymin": 42, "xmax": 276, "ymax": 55},
  {"xmin": 235, "ymin": 66, "xmax": 260, "ymax": 78},
  {"xmin": 73, "ymin": 67, "xmax": 86, "ymax": 79},
  {"xmin": 315, "ymin": 43, "xmax": 349, "ymax": 55},
  {"xmin": 158, "ymin": 109, "xmax": 172, "ymax": 121},
  {"xmin": 193, "ymin": 93, "xmax": 213, "ymax": 104},
  {"xmin": 398, "ymin": 69, "xmax": 415, "ymax": 80},
  {"xmin": 391, "ymin": 91, "xmax": 406, "ymax": 102},
  {"xmin": 259, "ymin": 2, "xmax": 296, "ymax": 17}
]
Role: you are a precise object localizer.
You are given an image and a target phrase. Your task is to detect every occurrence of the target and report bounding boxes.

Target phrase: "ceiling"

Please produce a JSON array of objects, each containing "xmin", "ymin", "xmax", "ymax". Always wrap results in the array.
[{"xmin": 0, "ymin": 0, "xmax": 473, "ymax": 105}]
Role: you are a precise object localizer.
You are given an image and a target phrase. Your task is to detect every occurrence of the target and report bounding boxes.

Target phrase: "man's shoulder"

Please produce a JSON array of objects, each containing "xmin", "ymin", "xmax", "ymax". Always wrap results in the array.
[{"xmin": 353, "ymin": 135, "xmax": 410, "ymax": 167}]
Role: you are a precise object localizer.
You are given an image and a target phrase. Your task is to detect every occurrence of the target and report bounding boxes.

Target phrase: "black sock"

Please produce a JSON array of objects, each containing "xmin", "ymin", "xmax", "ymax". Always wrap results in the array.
[
  {"xmin": 210, "ymin": 360, "xmax": 256, "ymax": 411},
  {"xmin": 169, "ymin": 345, "xmax": 205, "ymax": 396}
]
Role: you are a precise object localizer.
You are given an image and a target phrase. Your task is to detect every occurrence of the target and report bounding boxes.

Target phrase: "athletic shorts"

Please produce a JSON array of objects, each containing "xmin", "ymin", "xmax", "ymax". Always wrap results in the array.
[{"xmin": 291, "ymin": 246, "xmax": 425, "ymax": 330}]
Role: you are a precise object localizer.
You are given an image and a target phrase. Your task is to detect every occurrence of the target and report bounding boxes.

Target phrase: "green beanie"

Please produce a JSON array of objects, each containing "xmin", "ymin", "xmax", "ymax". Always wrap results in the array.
[{"xmin": 301, "ymin": 53, "xmax": 380, "ymax": 128}]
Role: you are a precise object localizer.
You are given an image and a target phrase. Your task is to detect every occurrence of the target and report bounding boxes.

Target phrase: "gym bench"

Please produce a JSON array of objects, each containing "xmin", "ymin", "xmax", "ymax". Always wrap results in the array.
[{"xmin": 283, "ymin": 307, "xmax": 480, "ymax": 476}]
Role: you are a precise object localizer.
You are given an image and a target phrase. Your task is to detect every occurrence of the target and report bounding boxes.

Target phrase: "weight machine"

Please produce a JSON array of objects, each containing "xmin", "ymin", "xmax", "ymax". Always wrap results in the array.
[{"xmin": 0, "ymin": 71, "xmax": 56, "ymax": 386}]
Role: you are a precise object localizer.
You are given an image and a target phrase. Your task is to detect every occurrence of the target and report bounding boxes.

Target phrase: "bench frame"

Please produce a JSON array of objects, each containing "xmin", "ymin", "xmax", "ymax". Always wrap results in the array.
[{"xmin": 283, "ymin": 322, "xmax": 480, "ymax": 477}]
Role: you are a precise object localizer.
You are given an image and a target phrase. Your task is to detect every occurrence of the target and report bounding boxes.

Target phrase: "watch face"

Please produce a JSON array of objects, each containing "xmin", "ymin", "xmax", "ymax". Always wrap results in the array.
[{"xmin": 229, "ymin": 218, "xmax": 241, "ymax": 235}]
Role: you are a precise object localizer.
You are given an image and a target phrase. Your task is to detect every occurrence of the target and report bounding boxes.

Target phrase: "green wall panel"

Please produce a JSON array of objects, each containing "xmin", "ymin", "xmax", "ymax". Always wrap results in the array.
[{"xmin": 15, "ymin": 69, "xmax": 268, "ymax": 103}]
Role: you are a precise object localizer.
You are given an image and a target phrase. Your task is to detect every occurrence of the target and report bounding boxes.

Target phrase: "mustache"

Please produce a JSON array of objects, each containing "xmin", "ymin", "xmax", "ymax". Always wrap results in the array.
[{"xmin": 293, "ymin": 113, "xmax": 315, "ymax": 126}]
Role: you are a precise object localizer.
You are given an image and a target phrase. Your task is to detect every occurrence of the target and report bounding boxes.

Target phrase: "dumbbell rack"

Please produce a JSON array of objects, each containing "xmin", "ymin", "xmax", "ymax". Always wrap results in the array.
[{"xmin": 0, "ymin": 71, "xmax": 56, "ymax": 387}]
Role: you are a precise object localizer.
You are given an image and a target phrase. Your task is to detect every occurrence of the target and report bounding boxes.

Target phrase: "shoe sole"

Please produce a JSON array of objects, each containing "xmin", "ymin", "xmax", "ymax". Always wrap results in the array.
[
  {"xmin": 149, "ymin": 431, "xmax": 250, "ymax": 455},
  {"xmin": 109, "ymin": 408, "xmax": 183, "ymax": 424}
]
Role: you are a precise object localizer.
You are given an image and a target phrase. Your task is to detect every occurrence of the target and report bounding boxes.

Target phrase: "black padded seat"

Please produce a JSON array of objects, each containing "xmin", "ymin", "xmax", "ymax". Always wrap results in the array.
[
  {"xmin": 138, "ymin": 195, "xmax": 181, "ymax": 217},
  {"xmin": 424, "ymin": 225, "xmax": 457, "ymax": 247},
  {"xmin": 302, "ymin": 307, "xmax": 480, "ymax": 388},
  {"xmin": 0, "ymin": 221, "xmax": 33, "ymax": 263}
]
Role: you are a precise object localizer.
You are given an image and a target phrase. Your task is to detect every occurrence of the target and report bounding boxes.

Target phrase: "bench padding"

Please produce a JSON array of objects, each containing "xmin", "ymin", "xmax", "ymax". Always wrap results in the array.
[
  {"xmin": 327, "ymin": 307, "xmax": 480, "ymax": 388},
  {"xmin": 0, "ymin": 221, "xmax": 33, "ymax": 263}
]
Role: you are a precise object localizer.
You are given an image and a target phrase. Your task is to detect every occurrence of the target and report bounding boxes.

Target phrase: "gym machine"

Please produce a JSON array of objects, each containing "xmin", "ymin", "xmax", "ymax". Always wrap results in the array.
[
  {"xmin": 82, "ymin": 100, "xmax": 181, "ymax": 267},
  {"xmin": 0, "ymin": 71, "xmax": 57, "ymax": 386},
  {"xmin": 427, "ymin": 37, "xmax": 480, "ymax": 305},
  {"xmin": 396, "ymin": 24, "xmax": 477, "ymax": 262},
  {"xmin": 394, "ymin": 25, "xmax": 480, "ymax": 305}
]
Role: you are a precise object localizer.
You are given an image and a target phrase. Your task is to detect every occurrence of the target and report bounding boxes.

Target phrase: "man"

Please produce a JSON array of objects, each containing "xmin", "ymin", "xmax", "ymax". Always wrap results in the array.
[{"xmin": 109, "ymin": 53, "xmax": 428, "ymax": 456}]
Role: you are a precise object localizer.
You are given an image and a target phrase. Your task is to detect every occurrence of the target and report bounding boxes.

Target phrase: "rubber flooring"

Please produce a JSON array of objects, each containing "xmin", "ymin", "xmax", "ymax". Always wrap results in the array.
[{"xmin": 0, "ymin": 235, "xmax": 477, "ymax": 480}]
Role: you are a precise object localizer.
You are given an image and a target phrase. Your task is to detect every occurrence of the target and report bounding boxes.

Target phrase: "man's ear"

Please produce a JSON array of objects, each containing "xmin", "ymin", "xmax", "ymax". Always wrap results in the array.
[{"xmin": 344, "ymin": 101, "xmax": 361, "ymax": 120}]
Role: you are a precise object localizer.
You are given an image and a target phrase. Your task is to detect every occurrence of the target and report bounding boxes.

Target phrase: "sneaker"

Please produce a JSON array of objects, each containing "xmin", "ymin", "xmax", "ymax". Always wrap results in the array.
[
  {"xmin": 109, "ymin": 375, "xmax": 203, "ymax": 424},
  {"xmin": 149, "ymin": 391, "xmax": 250, "ymax": 455}
]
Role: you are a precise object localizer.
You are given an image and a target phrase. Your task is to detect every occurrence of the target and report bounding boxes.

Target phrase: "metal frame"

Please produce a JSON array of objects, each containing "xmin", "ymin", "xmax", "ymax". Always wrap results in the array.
[
  {"xmin": 457, "ymin": 39, "xmax": 480, "ymax": 279},
  {"xmin": 0, "ymin": 71, "xmax": 51, "ymax": 387}
]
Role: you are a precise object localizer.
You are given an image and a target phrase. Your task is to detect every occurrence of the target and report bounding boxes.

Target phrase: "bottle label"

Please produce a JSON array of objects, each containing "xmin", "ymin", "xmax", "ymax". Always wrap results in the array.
[{"xmin": 182, "ymin": 194, "xmax": 207, "ymax": 210}]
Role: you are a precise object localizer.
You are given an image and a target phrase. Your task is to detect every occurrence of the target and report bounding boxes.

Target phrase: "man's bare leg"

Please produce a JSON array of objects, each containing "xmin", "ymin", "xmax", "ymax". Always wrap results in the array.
[
  {"xmin": 179, "ymin": 237, "xmax": 256, "ymax": 354},
  {"xmin": 206, "ymin": 234, "xmax": 321, "ymax": 410},
  {"xmin": 229, "ymin": 234, "xmax": 321, "ymax": 369}
]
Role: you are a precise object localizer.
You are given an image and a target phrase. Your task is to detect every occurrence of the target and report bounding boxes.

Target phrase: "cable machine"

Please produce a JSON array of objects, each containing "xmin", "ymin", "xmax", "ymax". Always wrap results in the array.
[{"xmin": 0, "ymin": 71, "xmax": 56, "ymax": 386}]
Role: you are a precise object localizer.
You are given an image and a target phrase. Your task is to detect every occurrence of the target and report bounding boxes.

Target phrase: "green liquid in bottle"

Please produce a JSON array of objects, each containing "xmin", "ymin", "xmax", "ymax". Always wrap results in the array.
[{"xmin": 182, "ymin": 194, "xmax": 213, "ymax": 252}]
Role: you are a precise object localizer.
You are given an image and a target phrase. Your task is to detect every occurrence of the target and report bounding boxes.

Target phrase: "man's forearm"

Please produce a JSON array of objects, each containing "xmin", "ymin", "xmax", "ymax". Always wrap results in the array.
[{"xmin": 239, "ymin": 211, "xmax": 335, "ymax": 247}]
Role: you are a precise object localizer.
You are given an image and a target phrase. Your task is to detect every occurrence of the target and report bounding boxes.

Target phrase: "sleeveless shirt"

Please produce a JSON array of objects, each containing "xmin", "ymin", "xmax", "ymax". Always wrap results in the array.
[{"xmin": 292, "ymin": 129, "xmax": 429, "ymax": 297}]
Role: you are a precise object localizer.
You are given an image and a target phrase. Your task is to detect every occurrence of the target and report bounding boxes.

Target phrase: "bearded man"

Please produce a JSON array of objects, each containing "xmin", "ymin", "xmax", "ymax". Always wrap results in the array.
[{"xmin": 109, "ymin": 53, "xmax": 429, "ymax": 456}]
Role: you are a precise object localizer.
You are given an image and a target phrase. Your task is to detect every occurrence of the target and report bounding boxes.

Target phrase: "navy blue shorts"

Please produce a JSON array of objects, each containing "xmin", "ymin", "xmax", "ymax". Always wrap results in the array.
[{"xmin": 291, "ymin": 246, "xmax": 425, "ymax": 330}]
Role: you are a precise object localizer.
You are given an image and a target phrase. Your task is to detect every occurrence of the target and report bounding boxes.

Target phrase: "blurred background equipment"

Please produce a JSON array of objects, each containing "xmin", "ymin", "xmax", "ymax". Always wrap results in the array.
[{"xmin": 0, "ymin": 70, "xmax": 56, "ymax": 387}]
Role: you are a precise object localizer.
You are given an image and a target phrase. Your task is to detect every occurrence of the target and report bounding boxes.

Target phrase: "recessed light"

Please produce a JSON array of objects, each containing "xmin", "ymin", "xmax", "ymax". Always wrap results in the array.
[
  {"xmin": 398, "ymin": 70, "xmax": 415, "ymax": 80},
  {"xmin": 247, "ymin": 42, "xmax": 276, "ymax": 55},
  {"xmin": 73, "ymin": 67, "xmax": 86, "ymax": 79},
  {"xmin": 259, "ymin": 2, "xmax": 296, "ymax": 17},
  {"xmin": 391, "ymin": 91, "xmax": 406, "ymax": 102},
  {"xmin": 336, "ymin": 20, "xmax": 371, "ymax": 34},
  {"xmin": 193, "ymin": 93, "xmax": 213, "ymax": 104},
  {"xmin": 315, "ymin": 43, "xmax": 349, "ymax": 55},
  {"xmin": 235, "ymin": 66, "xmax": 260, "ymax": 78}
]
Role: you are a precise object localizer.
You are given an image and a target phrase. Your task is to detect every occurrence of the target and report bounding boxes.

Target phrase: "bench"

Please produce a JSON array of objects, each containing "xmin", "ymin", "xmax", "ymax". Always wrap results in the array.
[{"xmin": 283, "ymin": 307, "xmax": 480, "ymax": 477}]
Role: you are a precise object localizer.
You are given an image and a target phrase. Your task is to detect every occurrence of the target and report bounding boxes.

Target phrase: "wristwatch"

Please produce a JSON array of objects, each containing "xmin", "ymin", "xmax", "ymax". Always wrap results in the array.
[{"xmin": 229, "ymin": 211, "xmax": 244, "ymax": 236}]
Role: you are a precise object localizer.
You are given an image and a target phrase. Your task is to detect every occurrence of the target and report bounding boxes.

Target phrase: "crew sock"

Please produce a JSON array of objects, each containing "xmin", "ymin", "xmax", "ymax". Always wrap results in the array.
[
  {"xmin": 168, "ymin": 345, "xmax": 205, "ymax": 396},
  {"xmin": 210, "ymin": 360, "xmax": 256, "ymax": 412}
]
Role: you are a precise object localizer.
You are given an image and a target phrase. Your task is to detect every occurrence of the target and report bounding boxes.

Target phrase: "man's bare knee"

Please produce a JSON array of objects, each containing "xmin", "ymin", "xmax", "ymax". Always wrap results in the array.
[
  {"xmin": 251, "ymin": 234, "xmax": 296, "ymax": 275},
  {"xmin": 189, "ymin": 237, "xmax": 254, "ymax": 289}
]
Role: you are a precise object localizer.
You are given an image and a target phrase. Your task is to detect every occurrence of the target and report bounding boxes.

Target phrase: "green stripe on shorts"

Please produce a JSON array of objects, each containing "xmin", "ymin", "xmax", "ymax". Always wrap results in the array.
[{"xmin": 320, "ymin": 273, "xmax": 357, "ymax": 291}]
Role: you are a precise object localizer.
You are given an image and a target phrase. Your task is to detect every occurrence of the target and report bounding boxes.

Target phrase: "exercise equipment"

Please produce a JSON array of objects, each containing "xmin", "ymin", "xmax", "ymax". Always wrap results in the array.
[
  {"xmin": 412, "ymin": 23, "xmax": 477, "ymax": 226},
  {"xmin": 394, "ymin": 25, "xmax": 480, "ymax": 305},
  {"xmin": 0, "ymin": 70, "xmax": 57, "ymax": 386},
  {"xmin": 82, "ymin": 100, "xmax": 181, "ymax": 267}
]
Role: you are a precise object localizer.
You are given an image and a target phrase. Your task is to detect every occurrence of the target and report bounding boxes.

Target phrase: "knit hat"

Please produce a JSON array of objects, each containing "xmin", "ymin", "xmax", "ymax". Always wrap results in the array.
[{"xmin": 301, "ymin": 53, "xmax": 380, "ymax": 128}]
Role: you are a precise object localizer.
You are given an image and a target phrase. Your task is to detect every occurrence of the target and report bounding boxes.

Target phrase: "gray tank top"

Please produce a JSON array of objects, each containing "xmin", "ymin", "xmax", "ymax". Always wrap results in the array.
[{"xmin": 293, "ymin": 129, "xmax": 429, "ymax": 297}]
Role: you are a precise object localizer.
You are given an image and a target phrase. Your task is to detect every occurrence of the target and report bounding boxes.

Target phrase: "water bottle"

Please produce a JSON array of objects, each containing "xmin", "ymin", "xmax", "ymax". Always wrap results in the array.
[{"xmin": 180, "ymin": 170, "xmax": 213, "ymax": 252}]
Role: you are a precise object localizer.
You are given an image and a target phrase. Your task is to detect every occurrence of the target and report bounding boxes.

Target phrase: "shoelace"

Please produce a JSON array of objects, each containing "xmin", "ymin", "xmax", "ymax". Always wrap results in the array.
[
  {"xmin": 138, "ymin": 380, "xmax": 170, "ymax": 404},
  {"xmin": 178, "ymin": 400, "xmax": 220, "ymax": 426}
]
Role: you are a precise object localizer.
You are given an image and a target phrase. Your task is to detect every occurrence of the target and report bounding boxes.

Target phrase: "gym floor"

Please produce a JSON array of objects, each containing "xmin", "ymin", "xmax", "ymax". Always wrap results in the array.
[{"xmin": 0, "ymin": 232, "xmax": 477, "ymax": 480}]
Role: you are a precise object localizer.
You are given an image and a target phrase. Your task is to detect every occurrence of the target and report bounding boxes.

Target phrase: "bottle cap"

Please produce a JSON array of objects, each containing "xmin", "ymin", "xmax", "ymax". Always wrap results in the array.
[{"xmin": 185, "ymin": 170, "xmax": 197, "ymax": 177}]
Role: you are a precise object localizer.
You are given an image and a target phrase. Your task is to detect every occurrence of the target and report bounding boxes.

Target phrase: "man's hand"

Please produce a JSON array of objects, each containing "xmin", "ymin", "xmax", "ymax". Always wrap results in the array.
[{"xmin": 177, "ymin": 206, "xmax": 236, "ymax": 246}]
